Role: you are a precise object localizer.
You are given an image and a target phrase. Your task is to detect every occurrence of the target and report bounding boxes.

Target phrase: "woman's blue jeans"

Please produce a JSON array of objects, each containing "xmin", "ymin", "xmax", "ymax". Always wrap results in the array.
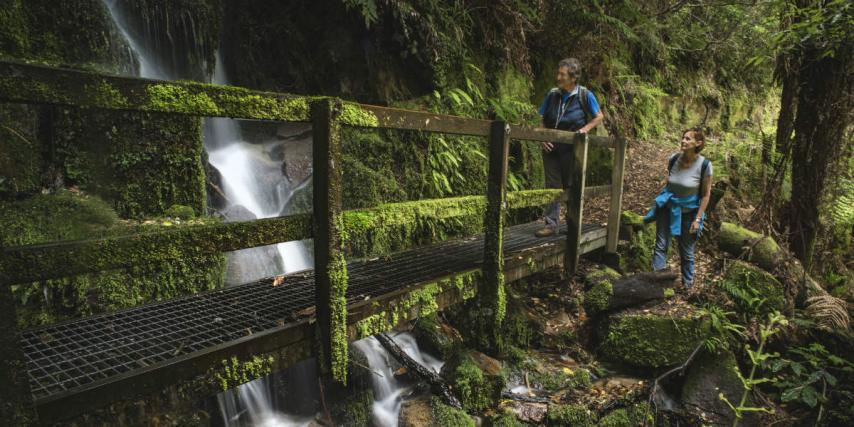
[{"xmin": 652, "ymin": 206, "xmax": 699, "ymax": 287}]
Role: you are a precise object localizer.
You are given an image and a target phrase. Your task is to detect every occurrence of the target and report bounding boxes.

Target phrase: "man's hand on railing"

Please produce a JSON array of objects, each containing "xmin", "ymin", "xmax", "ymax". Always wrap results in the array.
[{"xmin": 541, "ymin": 141, "xmax": 554, "ymax": 152}]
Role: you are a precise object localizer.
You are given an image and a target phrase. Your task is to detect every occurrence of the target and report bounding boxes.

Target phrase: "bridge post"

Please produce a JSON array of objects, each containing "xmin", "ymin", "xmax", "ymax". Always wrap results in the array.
[
  {"xmin": 565, "ymin": 133, "xmax": 589, "ymax": 276},
  {"xmin": 606, "ymin": 137, "xmax": 627, "ymax": 253},
  {"xmin": 0, "ymin": 286, "xmax": 39, "ymax": 425},
  {"xmin": 311, "ymin": 98, "xmax": 349, "ymax": 385},
  {"xmin": 479, "ymin": 120, "xmax": 510, "ymax": 350}
]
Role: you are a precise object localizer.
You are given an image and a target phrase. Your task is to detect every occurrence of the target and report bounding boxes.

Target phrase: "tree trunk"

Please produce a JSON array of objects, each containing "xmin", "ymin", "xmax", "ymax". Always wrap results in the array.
[
  {"xmin": 375, "ymin": 333, "xmax": 462, "ymax": 409},
  {"xmin": 788, "ymin": 43, "xmax": 854, "ymax": 268}
]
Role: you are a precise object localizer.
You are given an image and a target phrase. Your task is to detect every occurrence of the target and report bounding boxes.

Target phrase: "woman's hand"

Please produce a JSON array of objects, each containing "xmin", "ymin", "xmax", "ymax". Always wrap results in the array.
[{"xmin": 689, "ymin": 217, "xmax": 701, "ymax": 234}]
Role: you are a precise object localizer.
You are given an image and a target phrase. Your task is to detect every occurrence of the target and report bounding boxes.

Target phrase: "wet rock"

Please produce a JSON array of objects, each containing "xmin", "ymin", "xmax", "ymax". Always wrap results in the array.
[
  {"xmin": 584, "ymin": 271, "xmax": 679, "ymax": 316},
  {"xmin": 413, "ymin": 312, "xmax": 463, "ymax": 359},
  {"xmin": 441, "ymin": 351, "xmax": 506, "ymax": 412},
  {"xmin": 399, "ymin": 397, "xmax": 434, "ymax": 427},
  {"xmin": 500, "ymin": 401, "xmax": 548, "ymax": 424},
  {"xmin": 597, "ymin": 307, "xmax": 711, "ymax": 368},
  {"xmin": 681, "ymin": 350, "xmax": 757, "ymax": 426}
]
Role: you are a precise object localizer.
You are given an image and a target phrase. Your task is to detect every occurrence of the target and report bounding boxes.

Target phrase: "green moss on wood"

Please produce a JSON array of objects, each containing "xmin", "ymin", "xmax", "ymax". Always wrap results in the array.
[
  {"xmin": 719, "ymin": 222, "xmax": 783, "ymax": 271},
  {"xmin": 329, "ymin": 251, "xmax": 349, "ymax": 385},
  {"xmin": 212, "ymin": 355, "xmax": 274, "ymax": 391},
  {"xmin": 340, "ymin": 102, "xmax": 379, "ymax": 127},
  {"xmin": 1, "ymin": 191, "xmax": 227, "ymax": 328},
  {"xmin": 584, "ymin": 281, "xmax": 614, "ymax": 315}
]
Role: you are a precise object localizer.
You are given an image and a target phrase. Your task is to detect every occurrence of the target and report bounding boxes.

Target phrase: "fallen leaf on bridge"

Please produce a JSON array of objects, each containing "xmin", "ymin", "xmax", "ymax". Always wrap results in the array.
[
  {"xmin": 296, "ymin": 306, "xmax": 316, "ymax": 317},
  {"xmin": 272, "ymin": 276, "xmax": 285, "ymax": 287}
]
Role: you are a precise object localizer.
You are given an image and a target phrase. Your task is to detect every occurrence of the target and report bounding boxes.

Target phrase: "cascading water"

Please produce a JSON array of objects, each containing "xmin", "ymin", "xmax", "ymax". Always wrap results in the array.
[
  {"xmin": 101, "ymin": 0, "xmax": 312, "ymax": 286},
  {"xmin": 353, "ymin": 333, "xmax": 444, "ymax": 427}
]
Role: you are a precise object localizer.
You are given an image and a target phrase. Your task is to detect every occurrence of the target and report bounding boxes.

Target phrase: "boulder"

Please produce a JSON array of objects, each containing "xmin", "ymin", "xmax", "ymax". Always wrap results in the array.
[
  {"xmin": 596, "ymin": 402, "xmax": 654, "ymax": 427},
  {"xmin": 441, "ymin": 351, "xmax": 505, "ymax": 412},
  {"xmin": 413, "ymin": 312, "xmax": 463, "ymax": 360},
  {"xmin": 598, "ymin": 308, "xmax": 711, "ymax": 368},
  {"xmin": 584, "ymin": 270, "xmax": 678, "ymax": 316},
  {"xmin": 399, "ymin": 397, "xmax": 435, "ymax": 427},
  {"xmin": 498, "ymin": 401, "xmax": 548, "ymax": 424},
  {"xmin": 720, "ymin": 260, "xmax": 785, "ymax": 314},
  {"xmin": 547, "ymin": 404, "xmax": 596, "ymax": 426},
  {"xmin": 681, "ymin": 350, "xmax": 758, "ymax": 426}
]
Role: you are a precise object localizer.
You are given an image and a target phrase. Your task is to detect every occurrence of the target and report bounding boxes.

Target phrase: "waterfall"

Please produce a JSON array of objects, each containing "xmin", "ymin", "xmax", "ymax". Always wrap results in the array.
[
  {"xmin": 353, "ymin": 333, "xmax": 444, "ymax": 427},
  {"xmin": 100, "ymin": 0, "xmax": 312, "ymax": 285}
]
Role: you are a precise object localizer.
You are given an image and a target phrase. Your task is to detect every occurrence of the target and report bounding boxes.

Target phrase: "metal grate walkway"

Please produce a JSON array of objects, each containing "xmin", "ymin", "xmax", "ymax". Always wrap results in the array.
[{"xmin": 21, "ymin": 222, "xmax": 601, "ymax": 400}]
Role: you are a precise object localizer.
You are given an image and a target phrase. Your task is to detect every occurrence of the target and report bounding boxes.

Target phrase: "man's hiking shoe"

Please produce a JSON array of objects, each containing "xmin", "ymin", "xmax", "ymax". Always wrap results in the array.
[{"xmin": 535, "ymin": 227, "xmax": 556, "ymax": 238}]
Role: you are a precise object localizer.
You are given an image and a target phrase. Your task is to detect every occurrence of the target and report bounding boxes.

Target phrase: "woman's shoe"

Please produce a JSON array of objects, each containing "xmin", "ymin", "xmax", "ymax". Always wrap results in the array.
[{"xmin": 535, "ymin": 227, "xmax": 556, "ymax": 237}]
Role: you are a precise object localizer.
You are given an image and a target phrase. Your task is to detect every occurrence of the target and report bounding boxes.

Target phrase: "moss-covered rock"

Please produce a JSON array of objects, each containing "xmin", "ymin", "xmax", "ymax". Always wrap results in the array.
[
  {"xmin": 530, "ymin": 366, "xmax": 592, "ymax": 393},
  {"xmin": 718, "ymin": 222, "xmax": 783, "ymax": 272},
  {"xmin": 1, "ymin": 190, "xmax": 225, "ymax": 328},
  {"xmin": 620, "ymin": 211, "xmax": 655, "ymax": 272},
  {"xmin": 598, "ymin": 308, "xmax": 711, "ymax": 368},
  {"xmin": 596, "ymin": 402, "xmax": 653, "ymax": 427},
  {"xmin": 413, "ymin": 312, "xmax": 464, "ymax": 360},
  {"xmin": 583, "ymin": 267, "xmax": 622, "ymax": 315},
  {"xmin": 547, "ymin": 403, "xmax": 596, "ymax": 426},
  {"xmin": 431, "ymin": 396, "xmax": 476, "ymax": 427},
  {"xmin": 330, "ymin": 388, "xmax": 374, "ymax": 427},
  {"xmin": 719, "ymin": 260, "xmax": 785, "ymax": 315},
  {"xmin": 441, "ymin": 351, "xmax": 506, "ymax": 413},
  {"xmin": 164, "ymin": 204, "xmax": 196, "ymax": 220}
]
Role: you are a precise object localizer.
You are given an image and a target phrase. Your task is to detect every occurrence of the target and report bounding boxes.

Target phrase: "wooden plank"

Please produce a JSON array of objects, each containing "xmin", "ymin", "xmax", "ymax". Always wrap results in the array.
[
  {"xmin": 356, "ymin": 104, "xmax": 491, "ymax": 136},
  {"xmin": 0, "ymin": 286, "xmax": 38, "ymax": 426},
  {"xmin": 0, "ymin": 60, "xmax": 313, "ymax": 121},
  {"xmin": 564, "ymin": 134, "xmax": 589, "ymax": 275},
  {"xmin": 479, "ymin": 120, "xmax": 511, "ymax": 348},
  {"xmin": 1, "ymin": 214, "xmax": 312, "ymax": 286},
  {"xmin": 557, "ymin": 184, "xmax": 611, "ymax": 202},
  {"xmin": 606, "ymin": 138, "xmax": 628, "ymax": 252},
  {"xmin": 310, "ymin": 98, "xmax": 349, "ymax": 385},
  {"xmin": 509, "ymin": 125, "xmax": 615, "ymax": 147}
]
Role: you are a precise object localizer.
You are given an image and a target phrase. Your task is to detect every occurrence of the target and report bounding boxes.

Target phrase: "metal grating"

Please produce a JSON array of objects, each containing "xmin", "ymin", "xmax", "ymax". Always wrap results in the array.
[{"xmin": 21, "ymin": 221, "xmax": 602, "ymax": 400}]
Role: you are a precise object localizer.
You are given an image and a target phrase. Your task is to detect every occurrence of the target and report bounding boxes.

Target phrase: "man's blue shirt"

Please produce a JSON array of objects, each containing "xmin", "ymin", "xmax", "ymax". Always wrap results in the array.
[{"xmin": 538, "ymin": 86, "xmax": 600, "ymax": 131}]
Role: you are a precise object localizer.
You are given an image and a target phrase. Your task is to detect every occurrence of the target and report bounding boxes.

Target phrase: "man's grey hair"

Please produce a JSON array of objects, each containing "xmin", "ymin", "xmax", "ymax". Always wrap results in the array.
[{"xmin": 558, "ymin": 57, "xmax": 582, "ymax": 78}]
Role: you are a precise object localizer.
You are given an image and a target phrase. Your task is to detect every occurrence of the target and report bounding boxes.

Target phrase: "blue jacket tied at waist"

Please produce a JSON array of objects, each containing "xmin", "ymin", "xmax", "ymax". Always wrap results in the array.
[{"xmin": 644, "ymin": 189, "xmax": 704, "ymax": 236}]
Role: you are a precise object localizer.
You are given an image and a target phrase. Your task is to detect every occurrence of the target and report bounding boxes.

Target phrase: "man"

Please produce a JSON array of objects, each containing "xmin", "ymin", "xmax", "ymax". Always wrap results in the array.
[{"xmin": 535, "ymin": 57, "xmax": 604, "ymax": 237}]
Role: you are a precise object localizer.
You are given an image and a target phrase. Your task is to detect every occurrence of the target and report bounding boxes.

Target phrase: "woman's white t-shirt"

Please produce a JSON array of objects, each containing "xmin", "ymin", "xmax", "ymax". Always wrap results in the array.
[{"xmin": 667, "ymin": 153, "xmax": 712, "ymax": 198}]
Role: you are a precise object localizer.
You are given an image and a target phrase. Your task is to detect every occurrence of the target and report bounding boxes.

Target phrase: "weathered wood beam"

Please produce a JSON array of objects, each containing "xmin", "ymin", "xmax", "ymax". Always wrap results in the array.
[
  {"xmin": 311, "ymin": 98, "xmax": 349, "ymax": 385},
  {"xmin": 565, "ymin": 134, "xmax": 589, "ymax": 275},
  {"xmin": 480, "ymin": 121, "xmax": 511, "ymax": 349},
  {"xmin": 1, "ymin": 214, "xmax": 313, "ymax": 286},
  {"xmin": 606, "ymin": 138, "xmax": 628, "ymax": 253},
  {"xmin": 508, "ymin": 125, "xmax": 615, "ymax": 148},
  {"xmin": 355, "ymin": 103, "xmax": 491, "ymax": 136},
  {"xmin": 0, "ymin": 60, "xmax": 314, "ymax": 121}
]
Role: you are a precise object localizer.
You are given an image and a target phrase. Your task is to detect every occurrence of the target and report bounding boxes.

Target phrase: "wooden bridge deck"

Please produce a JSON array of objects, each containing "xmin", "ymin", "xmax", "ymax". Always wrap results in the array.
[{"xmin": 22, "ymin": 221, "xmax": 605, "ymax": 421}]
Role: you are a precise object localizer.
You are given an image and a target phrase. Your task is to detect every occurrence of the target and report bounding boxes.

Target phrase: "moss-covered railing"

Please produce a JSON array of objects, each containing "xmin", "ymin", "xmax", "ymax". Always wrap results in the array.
[{"xmin": 0, "ymin": 59, "xmax": 626, "ymax": 425}]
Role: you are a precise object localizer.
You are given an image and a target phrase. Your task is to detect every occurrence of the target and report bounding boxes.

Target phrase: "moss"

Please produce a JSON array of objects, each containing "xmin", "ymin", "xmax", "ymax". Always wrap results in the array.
[
  {"xmin": 449, "ymin": 353, "xmax": 505, "ymax": 412},
  {"xmin": 719, "ymin": 222, "xmax": 783, "ymax": 272},
  {"xmin": 492, "ymin": 411, "xmax": 526, "ymax": 427},
  {"xmin": 146, "ymin": 84, "xmax": 221, "ymax": 115},
  {"xmin": 211, "ymin": 355, "xmax": 274, "ymax": 391},
  {"xmin": 620, "ymin": 211, "xmax": 655, "ymax": 272},
  {"xmin": 598, "ymin": 311, "xmax": 711, "ymax": 368},
  {"xmin": 531, "ymin": 367, "xmax": 592, "ymax": 392},
  {"xmin": 413, "ymin": 312, "xmax": 464, "ymax": 359},
  {"xmin": 720, "ymin": 259, "xmax": 784, "ymax": 314},
  {"xmin": 164, "ymin": 204, "xmax": 196, "ymax": 220},
  {"xmin": 1, "ymin": 191, "xmax": 226, "ymax": 327},
  {"xmin": 340, "ymin": 102, "xmax": 379, "ymax": 127},
  {"xmin": 329, "ymin": 251, "xmax": 349, "ymax": 385},
  {"xmin": 330, "ymin": 388, "xmax": 374, "ymax": 427},
  {"xmin": 431, "ymin": 396, "xmax": 476, "ymax": 427},
  {"xmin": 547, "ymin": 404, "xmax": 596, "ymax": 427},
  {"xmin": 352, "ymin": 269, "xmax": 481, "ymax": 340},
  {"xmin": 0, "ymin": 103, "xmax": 43, "ymax": 195},
  {"xmin": 584, "ymin": 281, "xmax": 614, "ymax": 315},
  {"xmin": 596, "ymin": 402, "xmax": 653, "ymax": 427}
]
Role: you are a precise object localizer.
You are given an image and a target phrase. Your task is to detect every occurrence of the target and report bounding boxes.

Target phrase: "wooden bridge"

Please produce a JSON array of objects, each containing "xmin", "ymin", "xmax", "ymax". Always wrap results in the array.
[{"xmin": 0, "ymin": 60, "xmax": 627, "ymax": 425}]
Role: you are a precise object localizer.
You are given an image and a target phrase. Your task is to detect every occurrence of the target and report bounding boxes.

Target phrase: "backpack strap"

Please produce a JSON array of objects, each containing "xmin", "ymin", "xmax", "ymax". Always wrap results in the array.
[
  {"xmin": 698, "ymin": 158, "xmax": 710, "ymax": 197},
  {"xmin": 667, "ymin": 153, "xmax": 679, "ymax": 175},
  {"xmin": 577, "ymin": 85, "xmax": 593, "ymax": 123}
]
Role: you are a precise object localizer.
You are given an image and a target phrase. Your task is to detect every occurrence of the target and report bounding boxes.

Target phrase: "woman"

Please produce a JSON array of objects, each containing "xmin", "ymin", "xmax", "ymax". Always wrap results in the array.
[{"xmin": 644, "ymin": 128, "xmax": 713, "ymax": 289}]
